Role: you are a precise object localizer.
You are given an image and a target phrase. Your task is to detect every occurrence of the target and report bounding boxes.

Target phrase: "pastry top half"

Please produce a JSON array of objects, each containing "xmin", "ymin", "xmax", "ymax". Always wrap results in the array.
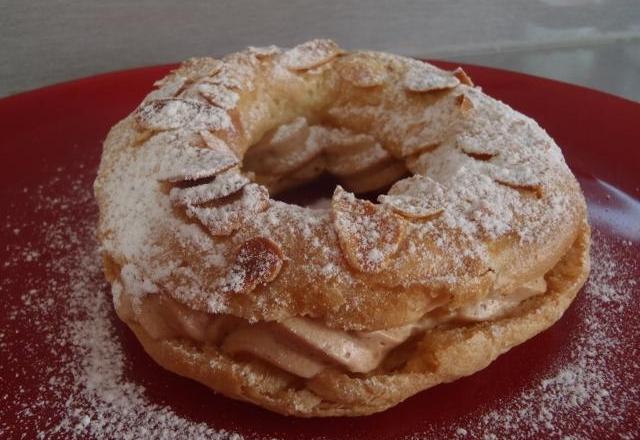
[{"xmin": 95, "ymin": 39, "xmax": 586, "ymax": 333}]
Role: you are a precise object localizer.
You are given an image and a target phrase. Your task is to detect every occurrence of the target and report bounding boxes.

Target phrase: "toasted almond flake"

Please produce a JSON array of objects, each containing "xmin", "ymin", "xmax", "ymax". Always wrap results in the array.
[
  {"xmin": 206, "ymin": 56, "xmax": 257, "ymax": 91},
  {"xmin": 248, "ymin": 45, "xmax": 281, "ymax": 58},
  {"xmin": 156, "ymin": 142, "xmax": 238, "ymax": 182},
  {"xmin": 197, "ymin": 83, "xmax": 239, "ymax": 110},
  {"xmin": 169, "ymin": 169, "xmax": 250, "ymax": 206},
  {"xmin": 379, "ymin": 195, "xmax": 444, "ymax": 219},
  {"xmin": 179, "ymin": 57, "xmax": 224, "ymax": 80},
  {"xmin": 281, "ymin": 39, "xmax": 343, "ymax": 71},
  {"xmin": 331, "ymin": 186, "xmax": 404, "ymax": 273},
  {"xmin": 265, "ymin": 127, "xmax": 325, "ymax": 174},
  {"xmin": 187, "ymin": 183, "xmax": 269, "ymax": 236},
  {"xmin": 271, "ymin": 116, "xmax": 309, "ymax": 145},
  {"xmin": 379, "ymin": 175, "xmax": 447, "ymax": 218},
  {"xmin": 244, "ymin": 118, "xmax": 316, "ymax": 175},
  {"xmin": 339, "ymin": 59, "xmax": 387, "ymax": 88},
  {"xmin": 400, "ymin": 93, "xmax": 463, "ymax": 156},
  {"xmin": 453, "ymin": 67, "xmax": 474, "ymax": 86},
  {"xmin": 404, "ymin": 62, "xmax": 460, "ymax": 92},
  {"xmin": 135, "ymin": 98, "xmax": 232, "ymax": 131},
  {"xmin": 198, "ymin": 130, "xmax": 236, "ymax": 155},
  {"xmin": 488, "ymin": 164, "xmax": 543, "ymax": 196},
  {"xmin": 326, "ymin": 141, "xmax": 390, "ymax": 176},
  {"xmin": 322, "ymin": 129, "xmax": 378, "ymax": 156},
  {"xmin": 207, "ymin": 72, "xmax": 243, "ymax": 90},
  {"xmin": 401, "ymin": 123, "xmax": 443, "ymax": 157},
  {"xmin": 145, "ymin": 76, "xmax": 187, "ymax": 102},
  {"xmin": 219, "ymin": 237, "xmax": 283, "ymax": 294},
  {"xmin": 457, "ymin": 133, "xmax": 499, "ymax": 159},
  {"xmin": 456, "ymin": 93, "xmax": 475, "ymax": 112}
]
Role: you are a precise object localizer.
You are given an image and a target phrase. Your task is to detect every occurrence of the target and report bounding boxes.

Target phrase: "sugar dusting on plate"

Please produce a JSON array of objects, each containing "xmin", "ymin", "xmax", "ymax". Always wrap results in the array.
[
  {"xmin": 1, "ymin": 165, "xmax": 638, "ymax": 439},
  {"xmin": 459, "ymin": 230, "xmax": 638, "ymax": 439},
  {"xmin": 409, "ymin": 229, "xmax": 639, "ymax": 439},
  {"xmin": 0, "ymin": 170, "xmax": 243, "ymax": 440}
]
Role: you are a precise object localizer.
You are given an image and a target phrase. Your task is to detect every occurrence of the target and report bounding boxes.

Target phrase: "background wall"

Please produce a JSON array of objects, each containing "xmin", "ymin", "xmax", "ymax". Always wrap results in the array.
[{"xmin": 1, "ymin": 0, "xmax": 639, "ymax": 99}]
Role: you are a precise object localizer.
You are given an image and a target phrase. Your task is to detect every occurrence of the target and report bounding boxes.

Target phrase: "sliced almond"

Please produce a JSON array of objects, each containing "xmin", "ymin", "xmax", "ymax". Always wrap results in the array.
[
  {"xmin": 244, "ymin": 117, "xmax": 314, "ymax": 174},
  {"xmin": 156, "ymin": 141, "xmax": 238, "ymax": 182},
  {"xmin": 219, "ymin": 237, "xmax": 283, "ymax": 294},
  {"xmin": 198, "ymin": 130, "xmax": 235, "ymax": 153},
  {"xmin": 379, "ymin": 175, "xmax": 446, "ymax": 219},
  {"xmin": 331, "ymin": 186, "xmax": 404, "ymax": 273},
  {"xmin": 145, "ymin": 76, "xmax": 187, "ymax": 102},
  {"xmin": 456, "ymin": 94, "xmax": 474, "ymax": 113},
  {"xmin": 488, "ymin": 164, "xmax": 543, "ymax": 197},
  {"xmin": 207, "ymin": 71, "xmax": 243, "ymax": 90},
  {"xmin": 187, "ymin": 183, "xmax": 269, "ymax": 235},
  {"xmin": 281, "ymin": 39, "xmax": 343, "ymax": 71},
  {"xmin": 323, "ymin": 129, "xmax": 377, "ymax": 156},
  {"xmin": 400, "ymin": 93, "xmax": 462, "ymax": 157},
  {"xmin": 169, "ymin": 168, "xmax": 249, "ymax": 206},
  {"xmin": 339, "ymin": 58, "xmax": 387, "ymax": 88},
  {"xmin": 179, "ymin": 57, "xmax": 224, "ymax": 80},
  {"xmin": 453, "ymin": 67, "xmax": 474, "ymax": 86},
  {"xmin": 270, "ymin": 116, "xmax": 309, "ymax": 145},
  {"xmin": 318, "ymin": 126, "xmax": 385, "ymax": 176},
  {"xmin": 379, "ymin": 195, "xmax": 444, "ymax": 219},
  {"xmin": 248, "ymin": 45, "xmax": 281, "ymax": 59},
  {"xmin": 206, "ymin": 57, "xmax": 256, "ymax": 91},
  {"xmin": 198, "ymin": 82, "xmax": 240, "ymax": 110},
  {"xmin": 457, "ymin": 133, "xmax": 498, "ymax": 160},
  {"xmin": 403, "ymin": 62, "xmax": 460, "ymax": 93},
  {"xmin": 326, "ymin": 142, "xmax": 390, "ymax": 177},
  {"xmin": 401, "ymin": 121, "xmax": 443, "ymax": 158},
  {"xmin": 135, "ymin": 98, "xmax": 232, "ymax": 132}
]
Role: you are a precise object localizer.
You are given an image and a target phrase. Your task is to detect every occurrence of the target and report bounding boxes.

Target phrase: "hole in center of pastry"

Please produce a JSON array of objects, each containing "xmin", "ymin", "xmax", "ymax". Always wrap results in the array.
[
  {"xmin": 242, "ymin": 116, "xmax": 409, "ymax": 206},
  {"xmin": 272, "ymin": 173, "xmax": 393, "ymax": 208}
]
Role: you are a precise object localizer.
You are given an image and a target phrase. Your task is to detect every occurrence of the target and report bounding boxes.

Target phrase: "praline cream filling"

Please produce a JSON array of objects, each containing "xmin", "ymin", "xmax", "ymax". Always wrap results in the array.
[{"xmin": 117, "ymin": 278, "xmax": 546, "ymax": 379}]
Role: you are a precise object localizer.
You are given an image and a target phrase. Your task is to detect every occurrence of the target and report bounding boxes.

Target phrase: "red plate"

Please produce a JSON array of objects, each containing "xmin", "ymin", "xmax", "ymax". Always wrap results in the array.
[{"xmin": 1, "ymin": 62, "xmax": 638, "ymax": 440}]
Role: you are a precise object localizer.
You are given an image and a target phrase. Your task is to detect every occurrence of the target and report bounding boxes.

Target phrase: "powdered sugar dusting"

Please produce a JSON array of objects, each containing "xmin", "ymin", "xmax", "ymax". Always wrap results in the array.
[
  {"xmin": 156, "ymin": 140, "xmax": 238, "ymax": 182},
  {"xmin": 248, "ymin": 45, "xmax": 281, "ymax": 59},
  {"xmin": 186, "ymin": 183, "xmax": 269, "ymax": 236},
  {"xmin": 100, "ymin": 43, "xmax": 584, "ymax": 325},
  {"xmin": 1, "ymin": 168, "xmax": 244, "ymax": 439},
  {"xmin": 280, "ymin": 39, "xmax": 342, "ymax": 71},
  {"xmin": 403, "ymin": 60, "xmax": 460, "ymax": 92},
  {"xmin": 487, "ymin": 163, "xmax": 542, "ymax": 192},
  {"xmin": 2, "ymin": 165, "xmax": 637, "ymax": 439},
  {"xmin": 198, "ymin": 82, "xmax": 240, "ymax": 110},
  {"xmin": 379, "ymin": 175, "xmax": 446, "ymax": 219},
  {"xmin": 324, "ymin": 131, "xmax": 391, "ymax": 176},
  {"xmin": 6, "ymin": 41, "xmax": 637, "ymax": 438},
  {"xmin": 135, "ymin": 98, "xmax": 232, "ymax": 131},
  {"xmin": 170, "ymin": 169, "xmax": 249, "ymax": 206},
  {"xmin": 331, "ymin": 186, "xmax": 404, "ymax": 273},
  {"xmin": 338, "ymin": 57, "xmax": 387, "ymax": 88},
  {"xmin": 406, "ymin": 229, "xmax": 639, "ymax": 439}
]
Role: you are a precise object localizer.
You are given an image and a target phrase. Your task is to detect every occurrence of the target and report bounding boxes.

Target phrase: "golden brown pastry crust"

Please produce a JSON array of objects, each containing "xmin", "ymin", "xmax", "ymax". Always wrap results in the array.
[{"xmin": 95, "ymin": 40, "xmax": 587, "ymax": 331}]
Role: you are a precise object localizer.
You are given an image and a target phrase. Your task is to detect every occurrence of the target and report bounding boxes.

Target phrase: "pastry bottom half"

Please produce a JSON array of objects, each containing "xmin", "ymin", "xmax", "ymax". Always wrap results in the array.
[{"xmin": 119, "ymin": 223, "xmax": 590, "ymax": 417}]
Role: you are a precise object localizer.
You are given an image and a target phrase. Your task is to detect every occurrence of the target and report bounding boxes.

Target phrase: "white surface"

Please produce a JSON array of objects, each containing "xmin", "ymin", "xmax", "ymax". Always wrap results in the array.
[{"xmin": 1, "ymin": 0, "xmax": 639, "ymax": 99}]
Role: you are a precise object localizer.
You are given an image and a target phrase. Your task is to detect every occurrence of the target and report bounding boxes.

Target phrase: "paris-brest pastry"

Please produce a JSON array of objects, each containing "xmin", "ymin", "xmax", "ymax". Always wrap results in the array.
[{"xmin": 95, "ymin": 40, "xmax": 590, "ymax": 416}]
